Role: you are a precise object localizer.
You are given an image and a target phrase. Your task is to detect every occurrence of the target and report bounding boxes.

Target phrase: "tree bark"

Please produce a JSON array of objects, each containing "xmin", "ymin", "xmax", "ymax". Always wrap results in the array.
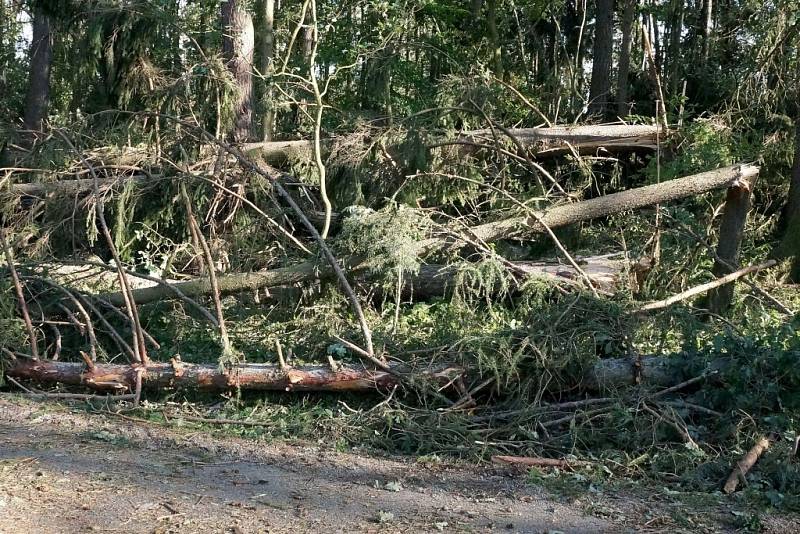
[
  {"xmin": 779, "ymin": 120, "xmax": 800, "ymax": 282},
  {"xmin": 668, "ymin": 0, "xmax": 684, "ymax": 97},
  {"xmin": 256, "ymin": 0, "xmax": 276, "ymax": 142},
  {"xmin": 7, "ymin": 124, "xmax": 665, "ymax": 196},
  {"xmin": 3, "ymin": 358, "xmax": 459, "ymax": 393},
  {"xmin": 23, "ymin": 7, "xmax": 53, "ymax": 133},
  {"xmin": 222, "ymin": 0, "xmax": 256, "ymax": 142},
  {"xmin": 588, "ymin": 0, "xmax": 614, "ymax": 118},
  {"xmin": 3, "ymin": 352, "xmax": 724, "ymax": 394},
  {"xmin": 706, "ymin": 173, "xmax": 757, "ymax": 314},
  {"xmin": 406, "ymin": 256, "xmax": 624, "ymax": 298},
  {"xmin": 92, "ymin": 256, "xmax": 623, "ymax": 307},
  {"xmin": 616, "ymin": 0, "xmax": 636, "ymax": 117},
  {"xmin": 241, "ymin": 124, "xmax": 664, "ymax": 164}
]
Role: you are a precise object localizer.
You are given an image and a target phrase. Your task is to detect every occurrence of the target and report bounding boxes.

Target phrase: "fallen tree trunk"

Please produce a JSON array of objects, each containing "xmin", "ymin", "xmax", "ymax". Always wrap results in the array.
[
  {"xmin": 443, "ymin": 124, "xmax": 662, "ymax": 157},
  {"xmin": 4, "ymin": 352, "xmax": 722, "ymax": 394},
  {"xmin": 8, "ymin": 175, "xmax": 151, "ymax": 196},
  {"xmin": 98, "ymin": 165, "xmax": 755, "ymax": 306},
  {"xmin": 6, "ymin": 125, "xmax": 662, "ymax": 195},
  {"xmin": 242, "ymin": 124, "xmax": 662, "ymax": 164},
  {"xmin": 407, "ymin": 255, "xmax": 624, "ymax": 298},
  {"xmin": 425, "ymin": 164, "xmax": 759, "ymax": 246},
  {"xmin": 96, "ymin": 256, "xmax": 624, "ymax": 307},
  {"xmin": 3, "ymin": 358, "xmax": 458, "ymax": 393}
]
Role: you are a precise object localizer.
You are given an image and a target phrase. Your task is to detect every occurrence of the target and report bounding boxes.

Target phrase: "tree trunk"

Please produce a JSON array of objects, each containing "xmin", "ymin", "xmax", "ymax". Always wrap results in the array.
[
  {"xmin": 779, "ymin": 120, "xmax": 800, "ymax": 282},
  {"xmin": 702, "ymin": 0, "xmax": 713, "ymax": 65},
  {"xmin": 8, "ymin": 124, "xmax": 664, "ymax": 195},
  {"xmin": 257, "ymin": 0, "xmax": 276, "ymax": 142},
  {"xmin": 221, "ymin": 0, "xmax": 256, "ymax": 142},
  {"xmin": 706, "ymin": 173, "xmax": 757, "ymax": 314},
  {"xmin": 89, "ymin": 256, "xmax": 624, "ymax": 308},
  {"xmin": 616, "ymin": 0, "xmax": 636, "ymax": 117},
  {"xmin": 588, "ymin": 0, "xmax": 614, "ymax": 118},
  {"xmin": 95, "ymin": 164, "xmax": 756, "ymax": 307},
  {"xmin": 23, "ymin": 7, "xmax": 53, "ymax": 133},
  {"xmin": 3, "ymin": 358, "xmax": 459, "ymax": 393},
  {"xmin": 4, "ymin": 352, "xmax": 725, "ymax": 394},
  {"xmin": 241, "ymin": 123, "xmax": 664, "ymax": 163},
  {"xmin": 668, "ymin": 0, "xmax": 684, "ymax": 97},
  {"xmin": 487, "ymin": 0, "xmax": 503, "ymax": 77}
]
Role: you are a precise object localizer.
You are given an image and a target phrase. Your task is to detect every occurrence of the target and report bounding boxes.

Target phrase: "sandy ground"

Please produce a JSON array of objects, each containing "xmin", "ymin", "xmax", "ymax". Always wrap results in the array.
[
  {"xmin": 1, "ymin": 395, "xmax": 798, "ymax": 533},
  {"xmin": 0, "ymin": 396, "xmax": 614, "ymax": 533}
]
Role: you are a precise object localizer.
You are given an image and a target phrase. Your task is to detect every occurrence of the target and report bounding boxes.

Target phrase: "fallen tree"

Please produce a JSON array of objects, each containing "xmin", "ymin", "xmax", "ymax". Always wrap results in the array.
[
  {"xmin": 3, "ymin": 351, "xmax": 718, "ymax": 394},
  {"xmin": 90, "ymin": 255, "xmax": 624, "ymax": 307},
  {"xmin": 406, "ymin": 255, "xmax": 624, "ymax": 298},
  {"xmin": 6, "ymin": 125, "xmax": 662, "ymax": 195},
  {"xmin": 242, "ymin": 124, "xmax": 663, "ymax": 163},
  {"xmin": 96, "ymin": 164, "xmax": 756, "ymax": 306}
]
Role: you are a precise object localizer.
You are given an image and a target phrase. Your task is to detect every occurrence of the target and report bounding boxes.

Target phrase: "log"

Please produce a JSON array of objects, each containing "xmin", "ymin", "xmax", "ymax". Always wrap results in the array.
[
  {"xmin": 4, "ymin": 351, "xmax": 720, "ymax": 394},
  {"xmin": 242, "ymin": 124, "xmax": 663, "ymax": 164},
  {"xmin": 8, "ymin": 175, "xmax": 150, "ymax": 196},
  {"xmin": 453, "ymin": 124, "xmax": 662, "ymax": 157},
  {"xmin": 96, "ymin": 255, "xmax": 624, "ymax": 307},
  {"xmin": 4, "ymin": 358, "xmax": 459, "ymax": 393},
  {"xmin": 5, "ymin": 125, "xmax": 662, "ymax": 195},
  {"xmin": 407, "ymin": 255, "xmax": 624, "ymax": 298},
  {"xmin": 427, "ymin": 164, "xmax": 759, "ymax": 247},
  {"xmin": 97, "ymin": 165, "xmax": 756, "ymax": 306},
  {"xmin": 723, "ymin": 436, "xmax": 771, "ymax": 494}
]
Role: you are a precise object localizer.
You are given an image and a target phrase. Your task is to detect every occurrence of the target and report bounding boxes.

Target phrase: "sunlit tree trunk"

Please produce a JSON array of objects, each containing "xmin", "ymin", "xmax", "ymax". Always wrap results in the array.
[
  {"xmin": 257, "ymin": 0, "xmax": 275, "ymax": 141},
  {"xmin": 702, "ymin": 0, "xmax": 713, "ymax": 64},
  {"xmin": 616, "ymin": 0, "xmax": 636, "ymax": 117},
  {"xmin": 221, "ymin": 0, "xmax": 255, "ymax": 142},
  {"xmin": 23, "ymin": 7, "xmax": 53, "ymax": 133},
  {"xmin": 589, "ymin": 0, "xmax": 614, "ymax": 118}
]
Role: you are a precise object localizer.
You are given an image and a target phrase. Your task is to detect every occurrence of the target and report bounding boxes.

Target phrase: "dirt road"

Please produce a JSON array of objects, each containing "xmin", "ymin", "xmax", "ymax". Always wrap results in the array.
[{"xmin": 0, "ymin": 396, "xmax": 614, "ymax": 533}]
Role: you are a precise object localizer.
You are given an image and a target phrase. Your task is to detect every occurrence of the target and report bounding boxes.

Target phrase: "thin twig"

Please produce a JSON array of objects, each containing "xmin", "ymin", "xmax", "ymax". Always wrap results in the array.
[
  {"xmin": 181, "ymin": 183, "xmax": 234, "ymax": 359},
  {"xmin": 1, "ymin": 231, "xmax": 39, "ymax": 359}
]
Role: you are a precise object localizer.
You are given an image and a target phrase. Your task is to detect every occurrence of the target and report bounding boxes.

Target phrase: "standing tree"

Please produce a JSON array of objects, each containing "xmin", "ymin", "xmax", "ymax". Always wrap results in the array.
[
  {"xmin": 701, "ymin": 0, "xmax": 713, "ymax": 65},
  {"xmin": 616, "ymin": 0, "xmax": 636, "ymax": 117},
  {"xmin": 221, "ymin": 0, "xmax": 255, "ymax": 141},
  {"xmin": 589, "ymin": 0, "xmax": 614, "ymax": 118},
  {"xmin": 780, "ymin": 120, "xmax": 800, "ymax": 282},
  {"xmin": 487, "ymin": 0, "xmax": 503, "ymax": 77},
  {"xmin": 22, "ymin": 4, "xmax": 53, "ymax": 133},
  {"xmin": 257, "ymin": 0, "xmax": 276, "ymax": 141}
]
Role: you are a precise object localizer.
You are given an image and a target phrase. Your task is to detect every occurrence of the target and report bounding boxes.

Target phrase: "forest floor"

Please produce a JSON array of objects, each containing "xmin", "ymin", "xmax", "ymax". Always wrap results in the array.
[{"xmin": 0, "ymin": 395, "xmax": 797, "ymax": 534}]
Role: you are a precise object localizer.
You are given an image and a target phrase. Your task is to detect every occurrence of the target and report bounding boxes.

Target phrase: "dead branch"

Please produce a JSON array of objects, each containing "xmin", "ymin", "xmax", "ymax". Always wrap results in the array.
[
  {"xmin": 723, "ymin": 436, "xmax": 771, "ymax": 494},
  {"xmin": 637, "ymin": 260, "xmax": 777, "ymax": 313}
]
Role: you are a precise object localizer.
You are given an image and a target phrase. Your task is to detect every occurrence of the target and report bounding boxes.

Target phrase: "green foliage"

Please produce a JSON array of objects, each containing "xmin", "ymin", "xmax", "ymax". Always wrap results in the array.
[
  {"xmin": 0, "ymin": 278, "xmax": 26, "ymax": 354},
  {"xmin": 335, "ymin": 204, "xmax": 431, "ymax": 284}
]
